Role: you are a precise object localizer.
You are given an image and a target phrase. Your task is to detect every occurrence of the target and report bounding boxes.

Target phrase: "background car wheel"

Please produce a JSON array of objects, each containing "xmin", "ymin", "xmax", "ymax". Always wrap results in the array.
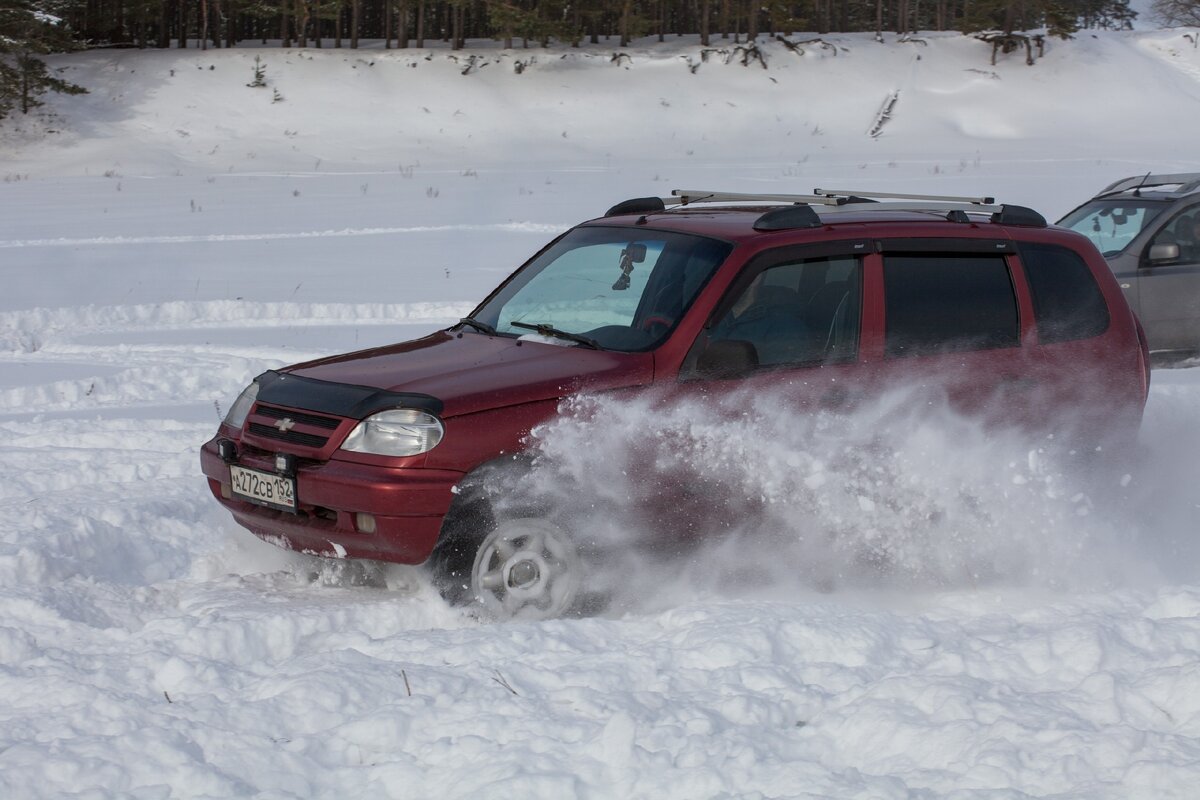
[{"xmin": 470, "ymin": 518, "xmax": 582, "ymax": 621}]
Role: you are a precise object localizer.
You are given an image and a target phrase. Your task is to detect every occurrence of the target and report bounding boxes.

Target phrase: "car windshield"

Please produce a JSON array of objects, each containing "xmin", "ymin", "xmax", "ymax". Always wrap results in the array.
[
  {"xmin": 1058, "ymin": 200, "xmax": 1167, "ymax": 257},
  {"xmin": 471, "ymin": 225, "xmax": 732, "ymax": 352}
]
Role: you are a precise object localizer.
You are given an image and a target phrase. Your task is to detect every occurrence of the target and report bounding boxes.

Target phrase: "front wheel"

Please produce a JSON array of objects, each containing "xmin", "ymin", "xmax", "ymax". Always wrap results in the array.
[{"xmin": 470, "ymin": 518, "xmax": 582, "ymax": 621}]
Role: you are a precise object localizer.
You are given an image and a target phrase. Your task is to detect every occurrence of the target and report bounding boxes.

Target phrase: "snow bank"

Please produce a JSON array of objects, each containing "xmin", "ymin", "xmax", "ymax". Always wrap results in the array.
[{"xmin": 2, "ymin": 30, "xmax": 1200, "ymax": 799}]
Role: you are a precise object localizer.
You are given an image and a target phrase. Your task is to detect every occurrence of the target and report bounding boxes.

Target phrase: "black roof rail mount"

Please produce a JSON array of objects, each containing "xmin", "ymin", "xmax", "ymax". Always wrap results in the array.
[
  {"xmin": 753, "ymin": 205, "xmax": 823, "ymax": 231},
  {"xmin": 606, "ymin": 197, "xmax": 666, "ymax": 217},
  {"xmin": 991, "ymin": 205, "xmax": 1047, "ymax": 228}
]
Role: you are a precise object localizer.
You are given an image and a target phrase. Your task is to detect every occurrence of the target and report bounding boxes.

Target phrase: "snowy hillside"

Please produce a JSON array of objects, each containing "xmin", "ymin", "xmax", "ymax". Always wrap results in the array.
[
  {"xmin": 7, "ymin": 30, "xmax": 1200, "ymax": 213},
  {"xmin": 2, "ymin": 30, "xmax": 1200, "ymax": 799}
]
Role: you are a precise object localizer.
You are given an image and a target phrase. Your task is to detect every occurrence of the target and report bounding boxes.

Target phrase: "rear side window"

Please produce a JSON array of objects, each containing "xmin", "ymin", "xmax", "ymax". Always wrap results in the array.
[
  {"xmin": 883, "ymin": 253, "xmax": 1019, "ymax": 358},
  {"xmin": 1019, "ymin": 243, "xmax": 1110, "ymax": 344}
]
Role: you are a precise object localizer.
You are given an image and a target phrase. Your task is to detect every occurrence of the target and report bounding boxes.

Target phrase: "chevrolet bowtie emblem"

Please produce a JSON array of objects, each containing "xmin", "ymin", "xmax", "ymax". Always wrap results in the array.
[{"xmin": 274, "ymin": 418, "xmax": 296, "ymax": 432}]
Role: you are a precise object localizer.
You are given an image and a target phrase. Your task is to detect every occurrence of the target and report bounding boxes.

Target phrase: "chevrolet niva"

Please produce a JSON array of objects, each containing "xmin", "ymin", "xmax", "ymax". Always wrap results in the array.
[
  {"xmin": 1059, "ymin": 172, "xmax": 1200, "ymax": 358},
  {"xmin": 201, "ymin": 188, "xmax": 1151, "ymax": 620}
]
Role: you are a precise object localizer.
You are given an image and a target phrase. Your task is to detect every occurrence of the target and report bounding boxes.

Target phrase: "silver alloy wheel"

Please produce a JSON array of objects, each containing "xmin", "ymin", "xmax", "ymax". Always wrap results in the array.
[{"xmin": 470, "ymin": 518, "xmax": 581, "ymax": 620}]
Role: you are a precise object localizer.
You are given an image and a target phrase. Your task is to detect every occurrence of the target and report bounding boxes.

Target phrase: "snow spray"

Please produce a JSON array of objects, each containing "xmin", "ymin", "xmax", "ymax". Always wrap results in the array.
[{"xmin": 488, "ymin": 381, "xmax": 1165, "ymax": 613}]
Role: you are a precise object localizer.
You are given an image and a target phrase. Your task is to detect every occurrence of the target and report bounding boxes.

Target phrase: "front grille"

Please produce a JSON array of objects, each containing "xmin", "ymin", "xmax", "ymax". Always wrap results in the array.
[
  {"xmin": 246, "ymin": 403, "xmax": 345, "ymax": 450},
  {"xmin": 248, "ymin": 423, "xmax": 329, "ymax": 448},
  {"xmin": 255, "ymin": 404, "xmax": 341, "ymax": 430}
]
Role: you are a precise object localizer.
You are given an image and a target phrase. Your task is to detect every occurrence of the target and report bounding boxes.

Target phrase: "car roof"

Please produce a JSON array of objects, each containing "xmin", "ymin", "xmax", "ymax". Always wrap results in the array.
[
  {"xmin": 1090, "ymin": 172, "xmax": 1200, "ymax": 202},
  {"xmin": 588, "ymin": 189, "xmax": 1050, "ymax": 243}
]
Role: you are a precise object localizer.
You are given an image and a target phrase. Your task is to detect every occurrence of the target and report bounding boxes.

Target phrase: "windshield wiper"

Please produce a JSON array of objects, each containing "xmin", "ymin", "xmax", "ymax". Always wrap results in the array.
[
  {"xmin": 456, "ymin": 317, "xmax": 497, "ymax": 336},
  {"xmin": 510, "ymin": 321, "xmax": 600, "ymax": 349}
]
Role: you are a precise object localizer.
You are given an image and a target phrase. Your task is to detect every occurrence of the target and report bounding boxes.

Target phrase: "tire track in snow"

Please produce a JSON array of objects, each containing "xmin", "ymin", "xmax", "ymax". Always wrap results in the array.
[
  {"xmin": 0, "ymin": 418, "xmax": 205, "ymax": 501},
  {"xmin": 0, "ymin": 353, "xmax": 278, "ymax": 417},
  {"xmin": 0, "ymin": 299, "xmax": 474, "ymax": 353},
  {"xmin": 0, "ymin": 222, "xmax": 568, "ymax": 249},
  {"xmin": 1135, "ymin": 33, "xmax": 1200, "ymax": 98},
  {"xmin": 0, "ymin": 300, "xmax": 472, "ymax": 418}
]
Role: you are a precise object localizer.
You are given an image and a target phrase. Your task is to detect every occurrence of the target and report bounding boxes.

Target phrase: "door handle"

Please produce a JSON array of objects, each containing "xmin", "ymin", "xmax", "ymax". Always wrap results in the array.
[
  {"xmin": 997, "ymin": 377, "xmax": 1038, "ymax": 392},
  {"xmin": 819, "ymin": 386, "xmax": 864, "ymax": 409}
]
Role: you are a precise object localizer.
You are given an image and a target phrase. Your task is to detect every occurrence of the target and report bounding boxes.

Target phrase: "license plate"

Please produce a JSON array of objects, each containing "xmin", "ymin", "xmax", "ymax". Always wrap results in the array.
[{"xmin": 230, "ymin": 464, "xmax": 297, "ymax": 512}]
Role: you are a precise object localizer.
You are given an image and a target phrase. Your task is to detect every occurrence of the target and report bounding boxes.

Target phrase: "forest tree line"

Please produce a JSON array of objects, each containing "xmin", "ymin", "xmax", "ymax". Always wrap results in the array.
[
  {"xmin": 4, "ymin": 0, "xmax": 1194, "ymax": 118},
  {"xmin": 10, "ymin": 0, "xmax": 1144, "ymax": 54}
]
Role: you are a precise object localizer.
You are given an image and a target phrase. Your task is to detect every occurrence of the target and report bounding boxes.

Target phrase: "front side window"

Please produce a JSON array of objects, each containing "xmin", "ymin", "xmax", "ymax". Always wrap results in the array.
[
  {"xmin": 1149, "ymin": 206, "xmax": 1200, "ymax": 264},
  {"xmin": 1019, "ymin": 243, "xmax": 1109, "ymax": 344},
  {"xmin": 473, "ymin": 226, "xmax": 731, "ymax": 351},
  {"xmin": 1058, "ymin": 200, "xmax": 1166, "ymax": 257},
  {"xmin": 708, "ymin": 255, "xmax": 862, "ymax": 367},
  {"xmin": 884, "ymin": 253, "xmax": 1019, "ymax": 358}
]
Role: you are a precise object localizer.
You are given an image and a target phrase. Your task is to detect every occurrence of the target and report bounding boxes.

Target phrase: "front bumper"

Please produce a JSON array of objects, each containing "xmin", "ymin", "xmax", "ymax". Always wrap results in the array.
[{"xmin": 200, "ymin": 438, "xmax": 462, "ymax": 563}]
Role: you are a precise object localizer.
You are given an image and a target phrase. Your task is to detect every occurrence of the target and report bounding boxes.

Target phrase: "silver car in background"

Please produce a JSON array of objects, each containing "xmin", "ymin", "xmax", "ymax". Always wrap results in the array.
[{"xmin": 1059, "ymin": 173, "xmax": 1200, "ymax": 358}]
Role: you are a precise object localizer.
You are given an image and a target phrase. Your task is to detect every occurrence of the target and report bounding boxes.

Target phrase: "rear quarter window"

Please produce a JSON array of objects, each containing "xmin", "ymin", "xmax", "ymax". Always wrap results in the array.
[
  {"xmin": 883, "ymin": 252, "xmax": 1019, "ymax": 358},
  {"xmin": 1018, "ymin": 243, "xmax": 1110, "ymax": 344}
]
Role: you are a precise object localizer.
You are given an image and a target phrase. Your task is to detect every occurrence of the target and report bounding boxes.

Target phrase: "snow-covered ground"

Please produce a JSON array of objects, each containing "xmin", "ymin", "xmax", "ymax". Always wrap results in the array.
[{"xmin": 3, "ymin": 30, "xmax": 1200, "ymax": 798}]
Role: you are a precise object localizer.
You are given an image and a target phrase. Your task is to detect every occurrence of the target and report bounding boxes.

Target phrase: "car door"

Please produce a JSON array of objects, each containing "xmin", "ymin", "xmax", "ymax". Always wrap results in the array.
[
  {"xmin": 866, "ymin": 238, "xmax": 1047, "ymax": 432},
  {"xmin": 1138, "ymin": 204, "xmax": 1200, "ymax": 351},
  {"xmin": 643, "ymin": 243, "xmax": 872, "ymax": 539},
  {"xmin": 677, "ymin": 241, "xmax": 873, "ymax": 411}
]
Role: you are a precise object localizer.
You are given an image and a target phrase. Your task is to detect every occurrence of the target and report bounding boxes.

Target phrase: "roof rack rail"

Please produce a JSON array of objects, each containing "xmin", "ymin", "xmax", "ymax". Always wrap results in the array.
[
  {"xmin": 603, "ymin": 189, "xmax": 844, "ymax": 219},
  {"xmin": 815, "ymin": 188, "xmax": 996, "ymax": 205},
  {"xmin": 602, "ymin": 188, "xmax": 1046, "ymax": 227},
  {"xmin": 815, "ymin": 188, "xmax": 1046, "ymax": 227},
  {"xmin": 1098, "ymin": 173, "xmax": 1200, "ymax": 197},
  {"xmin": 822, "ymin": 200, "xmax": 1001, "ymax": 215},
  {"xmin": 670, "ymin": 189, "xmax": 846, "ymax": 206}
]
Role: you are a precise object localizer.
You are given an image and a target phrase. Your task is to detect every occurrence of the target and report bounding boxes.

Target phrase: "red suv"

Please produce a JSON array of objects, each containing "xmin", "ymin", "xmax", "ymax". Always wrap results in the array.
[{"xmin": 200, "ymin": 189, "xmax": 1151, "ymax": 619}]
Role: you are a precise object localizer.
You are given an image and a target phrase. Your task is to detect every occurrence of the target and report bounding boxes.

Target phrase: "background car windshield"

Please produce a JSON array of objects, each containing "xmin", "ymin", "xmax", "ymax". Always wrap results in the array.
[
  {"xmin": 1058, "ymin": 201, "xmax": 1165, "ymax": 257},
  {"xmin": 474, "ymin": 226, "xmax": 731, "ymax": 351}
]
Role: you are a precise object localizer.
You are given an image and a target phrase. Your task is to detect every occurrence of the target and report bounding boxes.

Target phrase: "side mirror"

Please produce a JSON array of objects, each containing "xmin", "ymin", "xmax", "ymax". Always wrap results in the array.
[
  {"xmin": 1148, "ymin": 242, "xmax": 1180, "ymax": 263},
  {"xmin": 694, "ymin": 339, "xmax": 759, "ymax": 379}
]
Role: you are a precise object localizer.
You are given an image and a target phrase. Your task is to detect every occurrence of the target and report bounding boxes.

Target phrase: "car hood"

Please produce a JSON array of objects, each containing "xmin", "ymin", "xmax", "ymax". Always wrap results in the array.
[{"xmin": 284, "ymin": 331, "xmax": 654, "ymax": 417}]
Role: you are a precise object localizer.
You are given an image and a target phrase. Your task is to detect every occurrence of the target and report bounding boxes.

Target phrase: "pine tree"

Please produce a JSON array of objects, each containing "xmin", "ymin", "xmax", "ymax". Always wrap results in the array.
[
  {"xmin": 0, "ymin": 0, "xmax": 86, "ymax": 119},
  {"xmin": 1150, "ymin": 0, "xmax": 1200, "ymax": 26}
]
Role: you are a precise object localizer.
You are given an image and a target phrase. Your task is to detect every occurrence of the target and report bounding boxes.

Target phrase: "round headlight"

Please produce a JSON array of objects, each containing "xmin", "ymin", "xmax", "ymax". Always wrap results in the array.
[
  {"xmin": 341, "ymin": 409, "xmax": 444, "ymax": 457},
  {"xmin": 223, "ymin": 381, "xmax": 260, "ymax": 429}
]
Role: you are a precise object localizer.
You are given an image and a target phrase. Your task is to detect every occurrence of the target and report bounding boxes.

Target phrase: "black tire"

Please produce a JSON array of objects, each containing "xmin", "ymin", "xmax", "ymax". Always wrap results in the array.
[{"xmin": 428, "ymin": 497, "xmax": 494, "ymax": 607}]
